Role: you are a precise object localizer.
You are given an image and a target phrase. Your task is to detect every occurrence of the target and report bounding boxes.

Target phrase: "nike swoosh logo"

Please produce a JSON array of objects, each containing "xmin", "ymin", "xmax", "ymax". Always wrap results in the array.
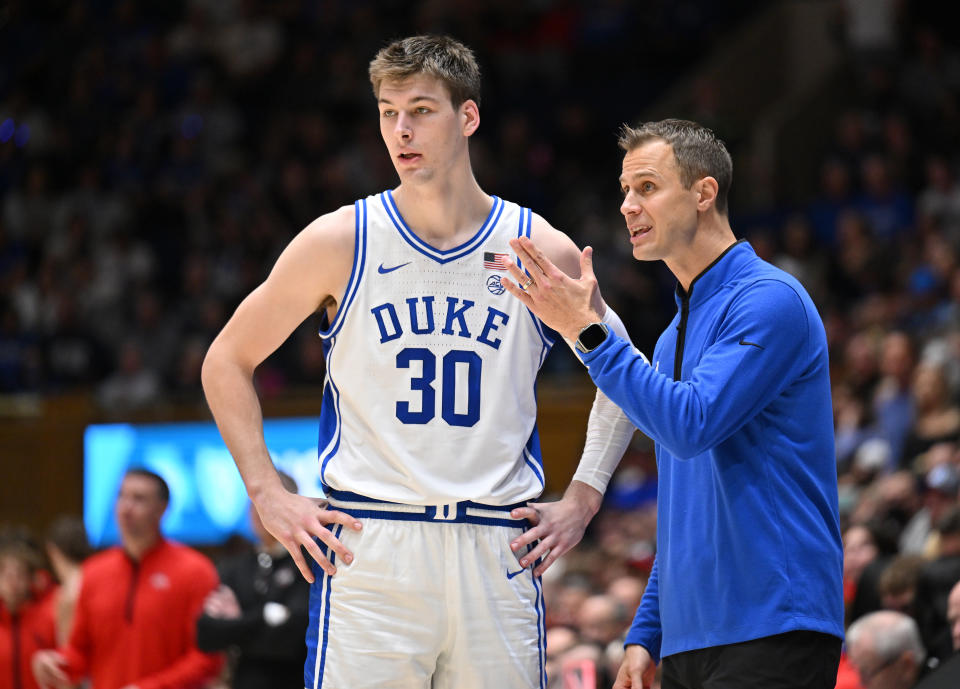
[
  {"xmin": 378, "ymin": 262, "xmax": 411, "ymax": 274},
  {"xmin": 506, "ymin": 567, "xmax": 526, "ymax": 579},
  {"xmin": 739, "ymin": 337, "xmax": 764, "ymax": 349}
]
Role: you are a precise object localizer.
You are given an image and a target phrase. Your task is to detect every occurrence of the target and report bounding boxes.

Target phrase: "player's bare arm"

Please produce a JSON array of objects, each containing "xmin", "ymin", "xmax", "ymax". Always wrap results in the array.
[
  {"xmin": 202, "ymin": 205, "xmax": 363, "ymax": 583},
  {"xmin": 507, "ymin": 214, "xmax": 618, "ymax": 575}
]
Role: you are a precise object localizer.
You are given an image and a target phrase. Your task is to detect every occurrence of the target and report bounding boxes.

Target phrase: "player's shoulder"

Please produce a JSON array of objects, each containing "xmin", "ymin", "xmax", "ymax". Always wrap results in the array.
[
  {"xmin": 300, "ymin": 203, "xmax": 357, "ymax": 243},
  {"xmin": 527, "ymin": 211, "xmax": 581, "ymax": 274},
  {"xmin": 276, "ymin": 203, "xmax": 357, "ymax": 275}
]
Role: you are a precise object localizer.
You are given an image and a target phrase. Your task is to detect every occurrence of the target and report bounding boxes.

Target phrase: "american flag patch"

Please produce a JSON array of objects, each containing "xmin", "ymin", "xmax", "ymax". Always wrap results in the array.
[{"xmin": 483, "ymin": 251, "xmax": 511, "ymax": 271}]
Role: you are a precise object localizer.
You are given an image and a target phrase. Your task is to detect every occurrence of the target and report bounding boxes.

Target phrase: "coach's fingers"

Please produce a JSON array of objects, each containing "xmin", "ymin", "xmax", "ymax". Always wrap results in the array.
[
  {"xmin": 509, "ymin": 237, "xmax": 546, "ymax": 276},
  {"xmin": 510, "ymin": 505, "xmax": 541, "ymax": 526},
  {"xmin": 517, "ymin": 534, "xmax": 553, "ymax": 569},
  {"xmin": 580, "ymin": 246, "xmax": 596, "ymax": 281},
  {"xmin": 501, "ymin": 275, "xmax": 535, "ymax": 304},
  {"xmin": 512, "ymin": 236, "xmax": 563, "ymax": 278},
  {"xmin": 504, "ymin": 261, "xmax": 533, "ymax": 289}
]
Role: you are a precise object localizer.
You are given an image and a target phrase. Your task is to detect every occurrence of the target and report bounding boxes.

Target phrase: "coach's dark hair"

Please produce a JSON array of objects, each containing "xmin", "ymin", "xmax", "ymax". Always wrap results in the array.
[
  {"xmin": 369, "ymin": 35, "xmax": 481, "ymax": 107},
  {"xmin": 618, "ymin": 119, "xmax": 733, "ymax": 214},
  {"xmin": 124, "ymin": 468, "xmax": 170, "ymax": 505}
]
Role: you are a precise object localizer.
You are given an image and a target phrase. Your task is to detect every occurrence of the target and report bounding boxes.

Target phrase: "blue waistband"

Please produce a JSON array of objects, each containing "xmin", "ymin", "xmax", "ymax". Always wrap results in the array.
[{"xmin": 323, "ymin": 488, "xmax": 530, "ymax": 527}]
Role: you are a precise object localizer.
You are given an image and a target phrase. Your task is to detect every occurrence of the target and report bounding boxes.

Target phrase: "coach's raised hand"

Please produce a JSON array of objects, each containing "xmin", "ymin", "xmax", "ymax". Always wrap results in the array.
[
  {"xmin": 251, "ymin": 481, "xmax": 361, "ymax": 583},
  {"xmin": 502, "ymin": 236, "xmax": 602, "ymax": 341}
]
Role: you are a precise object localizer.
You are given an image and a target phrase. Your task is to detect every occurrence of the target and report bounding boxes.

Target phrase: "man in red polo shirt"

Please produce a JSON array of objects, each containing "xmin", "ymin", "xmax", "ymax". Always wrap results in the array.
[{"xmin": 32, "ymin": 469, "xmax": 222, "ymax": 689}]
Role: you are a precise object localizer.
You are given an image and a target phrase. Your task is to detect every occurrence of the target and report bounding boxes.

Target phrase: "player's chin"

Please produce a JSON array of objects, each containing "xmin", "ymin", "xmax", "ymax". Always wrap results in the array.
[{"xmin": 396, "ymin": 166, "xmax": 434, "ymax": 183}]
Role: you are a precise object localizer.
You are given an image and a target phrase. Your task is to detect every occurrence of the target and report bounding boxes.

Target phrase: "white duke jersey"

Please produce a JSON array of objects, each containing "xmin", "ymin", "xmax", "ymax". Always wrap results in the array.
[{"xmin": 316, "ymin": 190, "xmax": 558, "ymax": 506}]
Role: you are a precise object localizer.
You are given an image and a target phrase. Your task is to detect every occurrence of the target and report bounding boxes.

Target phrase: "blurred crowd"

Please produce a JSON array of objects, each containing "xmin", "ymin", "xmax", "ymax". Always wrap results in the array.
[
  {"xmin": 3, "ymin": 1, "xmax": 960, "ymax": 688},
  {"xmin": 0, "ymin": 0, "xmax": 761, "ymax": 404}
]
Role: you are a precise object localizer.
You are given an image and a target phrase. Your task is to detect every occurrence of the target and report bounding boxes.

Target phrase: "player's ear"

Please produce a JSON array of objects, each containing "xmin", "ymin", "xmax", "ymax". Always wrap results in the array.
[{"xmin": 461, "ymin": 99, "xmax": 480, "ymax": 137}]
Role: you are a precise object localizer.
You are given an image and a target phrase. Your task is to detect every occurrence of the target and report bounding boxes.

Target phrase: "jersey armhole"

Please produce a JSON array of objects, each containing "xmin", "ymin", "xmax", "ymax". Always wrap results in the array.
[{"xmin": 319, "ymin": 198, "xmax": 368, "ymax": 339}]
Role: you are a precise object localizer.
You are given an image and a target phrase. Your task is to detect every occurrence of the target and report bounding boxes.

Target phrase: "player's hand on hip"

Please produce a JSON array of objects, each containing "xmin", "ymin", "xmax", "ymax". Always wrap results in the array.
[
  {"xmin": 502, "ymin": 237, "xmax": 601, "ymax": 341},
  {"xmin": 613, "ymin": 645, "xmax": 656, "ymax": 689},
  {"xmin": 31, "ymin": 650, "xmax": 70, "ymax": 689},
  {"xmin": 252, "ymin": 488, "xmax": 362, "ymax": 583},
  {"xmin": 509, "ymin": 481, "xmax": 602, "ymax": 577}
]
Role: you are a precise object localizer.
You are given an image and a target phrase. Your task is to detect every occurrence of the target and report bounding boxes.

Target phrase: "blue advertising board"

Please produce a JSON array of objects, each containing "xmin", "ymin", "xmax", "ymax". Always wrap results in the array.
[{"xmin": 83, "ymin": 418, "xmax": 323, "ymax": 547}]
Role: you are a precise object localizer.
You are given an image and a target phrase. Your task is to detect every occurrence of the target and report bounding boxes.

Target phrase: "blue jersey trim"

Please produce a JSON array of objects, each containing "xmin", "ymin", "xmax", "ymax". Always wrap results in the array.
[
  {"xmin": 517, "ymin": 206, "xmax": 557, "ymax": 358},
  {"xmin": 325, "ymin": 488, "xmax": 526, "ymax": 512},
  {"xmin": 330, "ymin": 509, "xmax": 527, "ymax": 528},
  {"xmin": 318, "ymin": 336, "xmax": 344, "ymax": 484},
  {"xmin": 532, "ymin": 570, "xmax": 546, "ymax": 688},
  {"xmin": 317, "ymin": 524, "xmax": 340, "ymax": 688},
  {"xmin": 305, "ymin": 531, "xmax": 337, "ymax": 689},
  {"xmin": 324, "ymin": 489, "xmax": 530, "ymax": 526},
  {"xmin": 523, "ymin": 423, "xmax": 545, "ymax": 488},
  {"xmin": 320, "ymin": 198, "xmax": 368, "ymax": 340},
  {"xmin": 380, "ymin": 191, "xmax": 504, "ymax": 264}
]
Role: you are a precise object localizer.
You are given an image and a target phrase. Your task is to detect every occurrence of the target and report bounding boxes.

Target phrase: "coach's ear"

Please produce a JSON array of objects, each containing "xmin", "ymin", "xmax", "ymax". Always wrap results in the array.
[
  {"xmin": 694, "ymin": 176, "xmax": 719, "ymax": 213},
  {"xmin": 461, "ymin": 99, "xmax": 480, "ymax": 138}
]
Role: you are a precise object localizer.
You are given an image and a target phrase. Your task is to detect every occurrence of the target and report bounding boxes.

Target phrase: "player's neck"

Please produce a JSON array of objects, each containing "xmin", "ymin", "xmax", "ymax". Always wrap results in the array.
[{"xmin": 393, "ymin": 170, "xmax": 491, "ymax": 250}]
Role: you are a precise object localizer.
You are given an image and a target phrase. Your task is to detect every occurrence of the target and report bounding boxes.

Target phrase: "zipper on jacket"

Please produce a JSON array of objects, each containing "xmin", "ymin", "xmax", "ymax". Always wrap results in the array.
[
  {"xmin": 674, "ymin": 292, "xmax": 690, "ymax": 380},
  {"xmin": 125, "ymin": 560, "xmax": 140, "ymax": 623},
  {"xmin": 12, "ymin": 612, "xmax": 22, "ymax": 689}
]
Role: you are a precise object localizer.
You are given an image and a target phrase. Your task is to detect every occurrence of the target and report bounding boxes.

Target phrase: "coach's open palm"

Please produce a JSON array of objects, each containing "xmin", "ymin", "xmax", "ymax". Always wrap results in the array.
[{"xmin": 253, "ymin": 487, "xmax": 362, "ymax": 583}]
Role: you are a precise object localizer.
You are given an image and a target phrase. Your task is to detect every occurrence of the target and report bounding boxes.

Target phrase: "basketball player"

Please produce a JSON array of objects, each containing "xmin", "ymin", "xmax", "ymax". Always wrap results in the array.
[{"xmin": 201, "ymin": 35, "xmax": 637, "ymax": 689}]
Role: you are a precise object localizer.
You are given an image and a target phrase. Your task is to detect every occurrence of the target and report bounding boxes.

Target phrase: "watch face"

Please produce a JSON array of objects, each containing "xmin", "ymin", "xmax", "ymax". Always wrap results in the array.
[{"xmin": 577, "ymin": 323, "xmax": 608, "ymax": 352}]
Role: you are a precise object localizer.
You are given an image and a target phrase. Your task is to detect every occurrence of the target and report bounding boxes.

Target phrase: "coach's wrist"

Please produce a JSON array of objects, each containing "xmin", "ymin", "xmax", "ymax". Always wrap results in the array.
[{"xmin": 565, "ymin": 480, "xmax": 603, "ymax": 518}]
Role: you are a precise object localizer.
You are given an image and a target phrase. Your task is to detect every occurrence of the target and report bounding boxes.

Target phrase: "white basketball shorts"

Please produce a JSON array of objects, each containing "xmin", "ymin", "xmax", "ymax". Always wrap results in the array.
[{"xmin": 303, "ymin": 490, "xmax": 546, "ymax": 689}]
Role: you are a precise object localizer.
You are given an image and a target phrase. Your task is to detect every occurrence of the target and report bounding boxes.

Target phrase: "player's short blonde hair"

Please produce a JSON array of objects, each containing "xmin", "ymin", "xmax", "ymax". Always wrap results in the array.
[{"xmin": 369, "ymin": 35, "xmax": 481, "ymax": 108}]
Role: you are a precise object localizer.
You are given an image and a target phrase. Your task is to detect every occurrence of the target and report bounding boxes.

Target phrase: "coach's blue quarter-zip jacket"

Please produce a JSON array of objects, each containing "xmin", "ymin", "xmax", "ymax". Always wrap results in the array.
[{"xmin": 580, "ymin": 240, "xmax": 844, "ymax": 662}]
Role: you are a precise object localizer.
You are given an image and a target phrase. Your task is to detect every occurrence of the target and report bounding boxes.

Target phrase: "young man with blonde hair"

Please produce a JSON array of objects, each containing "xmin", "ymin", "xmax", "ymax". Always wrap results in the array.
[{"xmin": 202, "ymin": 35, "xmax": 636, "ymax": 689}]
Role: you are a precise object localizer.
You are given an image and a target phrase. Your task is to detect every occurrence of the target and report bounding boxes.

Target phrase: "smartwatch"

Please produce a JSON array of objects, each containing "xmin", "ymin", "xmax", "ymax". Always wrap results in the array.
[{"xmin": 575, "ymin": 322, "xmax": 609, "ymax": 354}]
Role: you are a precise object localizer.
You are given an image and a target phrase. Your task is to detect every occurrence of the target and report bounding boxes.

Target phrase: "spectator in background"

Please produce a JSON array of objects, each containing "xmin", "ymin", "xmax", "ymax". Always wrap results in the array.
[
  {"xmin": 877, "ymin": 554, "xmax": 924, "ymax": 614},
  {"xmin": 900, "ymin": 453, "xmax": 960, "ymax": 556},
  {"xmin": 605, "ymin": 575, "xmax": 647, "ymax": 618},
  {"xmin": 31, "ymin": 469, "xmax": 222, "ymax": 689},
  {"xmin": 872, "ymin": 331, "xmax": 916, "ymax": 465},
  {"xmin": 914, "ymin": 579, "xmax": 960, "ymax": 689},
  {"xmin": 901, "ymin": 362, "xmax": 960, "ymax": 469},
  {"xmin": 545, "ymin": 626, "xmax": 580, "ymax": 689},
  {"xmin": 0, "ymin": 534, "xmax": 57, "ymax": 689},
  {"xmin": 950, "ymin": 580, "xmax": 960, "ymax": 654},
  {"xmin": 95, "ymin": 340, "xmax": 161, "ymax": 413},
  {"xmin": 42, "ymin": 515, "xmax": 91, "ymax": 645},
  {"xmin": 847, "ymin": 610, "xmax": 930, "ymax": 689},
  {"xmin": 914, "ymin": 507, "xmax": 960, "ymax": 664},
  {"xmin": 856, "ymin": 154, "xmax": 915, "ymax": 242},
  {"xmin": 845, "ymin": 523, "xmax": 886, "ymax": 623},
  {"xmin": 575, "ymin": 594, "xmax": 631, "ymax": 648},
  {"xmin": 196, "ymin": 471, "xmax": 309, "ymax": 689}
]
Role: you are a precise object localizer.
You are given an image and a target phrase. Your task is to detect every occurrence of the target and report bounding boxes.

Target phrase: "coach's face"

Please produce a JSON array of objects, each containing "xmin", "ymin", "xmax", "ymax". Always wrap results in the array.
[
  {"xmin": 116, "ymin": 474, "xmax": 166, "ymax": 544},
  {"xmin": 619, "ymin": 139, "xmax": 702, "ymax": 265},
  {"xmin": 378, "ymin": 74, "xmax": 478, "ymax": 184}
]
